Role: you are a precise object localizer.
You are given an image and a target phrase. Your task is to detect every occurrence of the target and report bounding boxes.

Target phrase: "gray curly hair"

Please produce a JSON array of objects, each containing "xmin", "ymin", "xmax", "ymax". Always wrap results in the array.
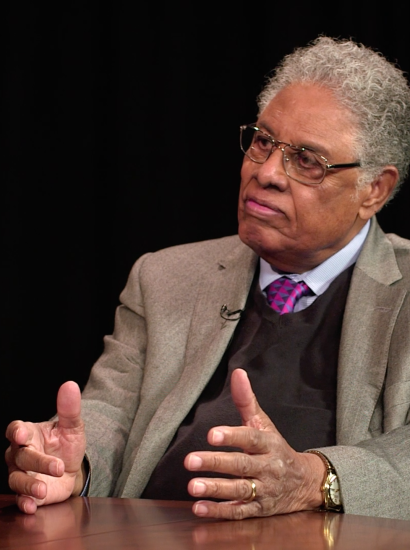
[{"xmin": 257, "ymin": 36, "xmax": 410, "ymax": 200}]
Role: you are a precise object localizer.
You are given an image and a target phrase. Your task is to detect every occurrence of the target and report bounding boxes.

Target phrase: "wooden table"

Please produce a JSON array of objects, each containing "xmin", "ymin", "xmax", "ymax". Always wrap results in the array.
[{"xmin": 1, "ymin": 494, "xmax": 410, "ymax": 549}]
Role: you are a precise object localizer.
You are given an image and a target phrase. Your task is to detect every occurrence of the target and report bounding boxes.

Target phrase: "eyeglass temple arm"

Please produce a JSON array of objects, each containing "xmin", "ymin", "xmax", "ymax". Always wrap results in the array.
[{"xmin": 326, "ymin": 162, "xmax": 361, "ymax": 169}]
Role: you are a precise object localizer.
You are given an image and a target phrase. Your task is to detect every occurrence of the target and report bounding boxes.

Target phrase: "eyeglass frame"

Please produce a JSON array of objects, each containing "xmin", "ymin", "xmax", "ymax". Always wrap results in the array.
[{"xmin": 240, "ymin": 124, "xmax": 361, "ymax": 185}]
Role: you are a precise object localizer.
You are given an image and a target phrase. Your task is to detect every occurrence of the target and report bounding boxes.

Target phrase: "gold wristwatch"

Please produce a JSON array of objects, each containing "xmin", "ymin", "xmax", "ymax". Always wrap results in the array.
[{"xmin": 305, "ymin": 450, "xmax": 343, "ymax": 512}]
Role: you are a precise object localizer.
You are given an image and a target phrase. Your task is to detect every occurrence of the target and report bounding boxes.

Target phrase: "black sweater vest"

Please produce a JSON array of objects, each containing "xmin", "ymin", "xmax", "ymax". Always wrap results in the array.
[{"xmin": 142, "ymin": 265, "xmax": 354, "ymax": 500}]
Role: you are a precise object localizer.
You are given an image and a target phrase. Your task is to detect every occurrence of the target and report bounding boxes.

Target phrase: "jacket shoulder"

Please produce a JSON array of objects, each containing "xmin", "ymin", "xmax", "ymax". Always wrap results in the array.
[
  {"xmin": 139, "ymin": 235, "xmax": 248, "ymax": 272},
  {"xmin": 385, "ymin": 232, "xmax": 410, "ymax": 251},
  {"xmin": 122, "ymin": 235, "xmax": 255, "ymax": 296}
]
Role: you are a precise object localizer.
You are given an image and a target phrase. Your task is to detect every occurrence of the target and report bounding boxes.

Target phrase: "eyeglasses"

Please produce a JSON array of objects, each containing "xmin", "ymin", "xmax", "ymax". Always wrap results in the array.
[{"xmin": 240, "ymin": 124, "xmax": 361, "ymax": 185}]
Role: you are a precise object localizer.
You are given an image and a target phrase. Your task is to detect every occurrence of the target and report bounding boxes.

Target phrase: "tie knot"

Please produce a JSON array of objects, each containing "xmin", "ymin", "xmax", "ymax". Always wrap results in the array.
[{"xmin": 266, "ymin": 276, "xmax": 311, "ymax": 314}]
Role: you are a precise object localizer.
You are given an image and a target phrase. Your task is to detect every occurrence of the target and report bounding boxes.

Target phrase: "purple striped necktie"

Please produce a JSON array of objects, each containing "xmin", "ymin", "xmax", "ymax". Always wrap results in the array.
[{"xmin": 266, "ymin": 276, "xmax": 311, "ymax": 315}]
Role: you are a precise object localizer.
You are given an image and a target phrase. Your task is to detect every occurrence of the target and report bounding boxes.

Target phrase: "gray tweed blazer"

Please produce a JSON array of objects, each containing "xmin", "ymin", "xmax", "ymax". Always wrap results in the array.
[{"xmin": 81, "ymin": 216, "xmax": 410, "ymax": 520}]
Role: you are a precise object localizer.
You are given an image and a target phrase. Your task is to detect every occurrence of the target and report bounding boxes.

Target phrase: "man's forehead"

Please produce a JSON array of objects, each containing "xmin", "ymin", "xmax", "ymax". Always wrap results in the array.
[{"xmin": 257, "ymin": 84, "xmax": 357, "ymax": 157}]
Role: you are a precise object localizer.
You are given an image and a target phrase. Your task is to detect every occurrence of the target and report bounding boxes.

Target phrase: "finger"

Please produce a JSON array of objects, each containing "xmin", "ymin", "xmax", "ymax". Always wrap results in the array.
[
  {"xmin": 8, "ymin": 469, "xmax": 48, "ymax": 500},
  {"xmin": 5, "ymin": 421, "xmax": 35, "ymax": 447},
  {"xmin": 188, "ymin": 476, "xmax": 259, "ymax": 503},
  {"xmin": 192, "ymin": 499, "xmax": 258, "ymax": 520},
  {"xmin": 56, "ymin": 381, "xmax": 82, "ymax": 430},
  {"xmin": 12, "ymin": 446, "xmax": 64, "ymax": 477},
  {"xmin": 207, "ymin": 424, "xmax": 277, "ymax": 454},
  {"xmin": 230, "ymin": 369, "xmax": 276, "ymax": 431},
  {"xmin": 16, "ymin": 496, "xmax": 38, "ymax": 515},
  {"xmin": 185, "ymin": 449, "xmax": 256, "ymax": 476}
]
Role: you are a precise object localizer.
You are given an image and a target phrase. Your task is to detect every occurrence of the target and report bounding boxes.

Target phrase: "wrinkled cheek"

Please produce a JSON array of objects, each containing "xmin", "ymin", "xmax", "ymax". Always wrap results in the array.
[
  {"xmin": 240, "ymin": 160, "xmax": 255, "ymax": 189},
  {"xmin": 237, "ymin": 196, "xmax": 244, "ymax": 223},
  {"xmin": 237, "ymin": 180, "xmax": 249, "ymax": 218},
  {"xmin": 238, "ymin": 176, "xmax": 248, "ymax": 196}
]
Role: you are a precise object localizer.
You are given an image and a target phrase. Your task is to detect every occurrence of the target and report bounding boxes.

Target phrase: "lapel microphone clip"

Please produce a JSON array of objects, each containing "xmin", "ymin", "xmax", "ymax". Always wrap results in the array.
[{"xmin": 220, "ymin": 304, "xmax": 244, "ymax": 321}]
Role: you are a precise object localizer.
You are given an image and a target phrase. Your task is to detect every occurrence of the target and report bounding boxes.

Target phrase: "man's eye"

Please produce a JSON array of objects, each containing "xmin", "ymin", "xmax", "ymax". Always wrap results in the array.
[
  {"xmin": 255, "ymin": 135, "xmax": 271, "ymax": 149},
  {"xmin": 295, "ymin": 150, "xmax": 321, "ymax": 168}
]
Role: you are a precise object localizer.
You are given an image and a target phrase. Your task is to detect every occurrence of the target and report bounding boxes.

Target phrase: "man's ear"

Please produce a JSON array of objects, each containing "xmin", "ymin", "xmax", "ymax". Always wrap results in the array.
[{"xmin": 358, "ymin": 166, "xmax": 399, "ymax": 221}]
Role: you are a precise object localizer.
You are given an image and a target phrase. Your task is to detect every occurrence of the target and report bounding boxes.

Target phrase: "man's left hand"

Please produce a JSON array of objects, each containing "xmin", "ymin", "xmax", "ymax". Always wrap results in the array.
[{"xmin": 184, "ymin": 368, "xmax": 325, "ymax": 519}]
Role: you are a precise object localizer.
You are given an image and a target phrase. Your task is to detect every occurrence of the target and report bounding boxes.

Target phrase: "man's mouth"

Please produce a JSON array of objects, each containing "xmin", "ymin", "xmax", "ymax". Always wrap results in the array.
[{"xmin": 244, "ymin": 198, "xmax": 285, "ymax": 217}]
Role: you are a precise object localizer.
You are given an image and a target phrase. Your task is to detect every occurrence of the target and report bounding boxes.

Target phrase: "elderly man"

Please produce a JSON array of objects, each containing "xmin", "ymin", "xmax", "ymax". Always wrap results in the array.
[{"xmin": 5, "ymin": 36, "xmax": 410, "ymax": 520}]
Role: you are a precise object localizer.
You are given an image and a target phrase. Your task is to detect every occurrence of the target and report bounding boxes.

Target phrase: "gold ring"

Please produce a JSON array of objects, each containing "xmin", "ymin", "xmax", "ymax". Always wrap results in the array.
[{"xmin": 242, "ymin": 478, "xmax": 257, "ymax": 503}]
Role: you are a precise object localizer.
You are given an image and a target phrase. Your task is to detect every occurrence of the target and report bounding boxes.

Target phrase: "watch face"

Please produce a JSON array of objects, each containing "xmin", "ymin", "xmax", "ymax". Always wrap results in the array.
[{"xmin": 329, "ymin": 474, "xmax": 341, "ymax": 506}]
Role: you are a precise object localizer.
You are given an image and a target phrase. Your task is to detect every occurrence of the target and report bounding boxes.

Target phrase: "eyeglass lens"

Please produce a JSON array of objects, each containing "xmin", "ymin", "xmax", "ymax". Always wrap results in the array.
[{"xmin": 240, "ymin": 126, "xmax": 326, "ymax": 184}]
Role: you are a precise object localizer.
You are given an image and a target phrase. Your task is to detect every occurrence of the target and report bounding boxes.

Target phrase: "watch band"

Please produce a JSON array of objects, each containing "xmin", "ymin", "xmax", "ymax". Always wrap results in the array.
[{"xmin": 305, "ymin": 450, "xmax": 344, "ymax": 512}]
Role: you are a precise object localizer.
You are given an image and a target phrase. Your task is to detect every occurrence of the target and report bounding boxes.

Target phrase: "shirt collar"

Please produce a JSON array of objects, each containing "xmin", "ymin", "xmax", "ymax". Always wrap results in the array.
[{"xmin": 259, "ymin": 220, "xmax": 370, "ymax": 296}]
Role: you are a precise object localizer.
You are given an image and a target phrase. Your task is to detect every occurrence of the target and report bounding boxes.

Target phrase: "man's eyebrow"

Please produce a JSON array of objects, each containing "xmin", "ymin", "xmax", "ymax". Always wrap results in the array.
[{"xmin": 256, "ymin": 122, "xmax": 274, "ymax": 136}]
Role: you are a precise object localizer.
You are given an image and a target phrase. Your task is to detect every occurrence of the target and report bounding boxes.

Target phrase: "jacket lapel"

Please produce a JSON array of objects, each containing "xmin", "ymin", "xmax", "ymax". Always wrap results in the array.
[
  {"xmin": 121, "ymin": 240, "xmax": 257, "ymax": 497},
  {"xmin": 336, "ymin": 218, "xmax": 406, "ymax": 444}
]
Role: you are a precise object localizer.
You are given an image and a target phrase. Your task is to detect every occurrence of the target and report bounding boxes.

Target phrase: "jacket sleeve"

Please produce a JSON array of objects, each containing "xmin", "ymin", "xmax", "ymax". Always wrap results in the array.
[
  {"xmin": 316, "ymin": 283, "xmax": 410, "ymax": 520},
  {"xmin": 317, "ymin": 424, "xmax": 410, "ymax": 520},
  {"xmin": 80, "ymin": 252, "xmax": 152, "ymax": 496}
]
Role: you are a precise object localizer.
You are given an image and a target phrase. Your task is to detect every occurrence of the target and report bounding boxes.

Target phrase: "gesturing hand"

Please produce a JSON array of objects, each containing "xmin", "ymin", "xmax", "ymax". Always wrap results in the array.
[
  {"xmin": 5, "ymin": 381, "xmax": 86, "ymax": 514},
  {"xmin": 184, "ymin": 368, "xmax": 325, "ymax": 519}
]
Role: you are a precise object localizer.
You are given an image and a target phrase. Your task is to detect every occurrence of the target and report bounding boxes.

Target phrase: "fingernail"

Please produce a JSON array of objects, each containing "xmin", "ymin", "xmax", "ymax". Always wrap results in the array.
[
  {"xmin": 193, "ymin": 502, "xmax": 209, "ymax": 516},
  {"xmin": 32, "ymin": 482, "xmax": 42, "ymax": 498},
  {"xmin": 192, "ymin": 481, "xmax": 206, "ymax": 496},
  {"xmin": 49, "ymin": 461, "xmax": 61, "ymax": 476},
  {"xmin": 211, "ymin": 429, "xmax": 224, "ymax": 444},
  {"xmin": 188, "ymin": 455, "xmax": 203, "ymax": 470}
]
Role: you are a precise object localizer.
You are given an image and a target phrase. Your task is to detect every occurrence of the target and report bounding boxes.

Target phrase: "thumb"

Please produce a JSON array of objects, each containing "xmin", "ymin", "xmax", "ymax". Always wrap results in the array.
[
  {"xmin": 56, "ymin": 381, "xmax": 82, "ymax": 430},
  {"xmin": 231, "ymin": 368, "xmax": 275, "ymax": 431}
]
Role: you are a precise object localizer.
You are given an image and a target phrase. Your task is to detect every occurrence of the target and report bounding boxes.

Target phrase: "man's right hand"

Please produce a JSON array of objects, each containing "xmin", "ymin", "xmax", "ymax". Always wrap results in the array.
[{"xmin": 5, "ymin": 381, "xmax": 86, "ymax": 514}]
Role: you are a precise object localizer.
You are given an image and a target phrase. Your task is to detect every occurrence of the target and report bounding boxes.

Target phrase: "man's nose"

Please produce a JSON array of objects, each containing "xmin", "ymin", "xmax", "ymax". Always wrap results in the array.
[{"xmin": 254, "ymin": 147, "xmax": 288, "ymax": 189}]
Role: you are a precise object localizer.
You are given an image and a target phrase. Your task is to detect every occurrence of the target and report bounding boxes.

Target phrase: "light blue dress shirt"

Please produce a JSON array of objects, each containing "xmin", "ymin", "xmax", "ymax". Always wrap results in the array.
[{"xmin": 259, "ymin": 220, "xmax": 370, "ymax": 312}]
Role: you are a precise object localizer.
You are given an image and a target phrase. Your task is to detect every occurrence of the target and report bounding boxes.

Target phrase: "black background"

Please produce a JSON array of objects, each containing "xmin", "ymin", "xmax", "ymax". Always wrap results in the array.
[{"xmin": 2, "ymin": 3, "xmax": 410, "ymax": 494}]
